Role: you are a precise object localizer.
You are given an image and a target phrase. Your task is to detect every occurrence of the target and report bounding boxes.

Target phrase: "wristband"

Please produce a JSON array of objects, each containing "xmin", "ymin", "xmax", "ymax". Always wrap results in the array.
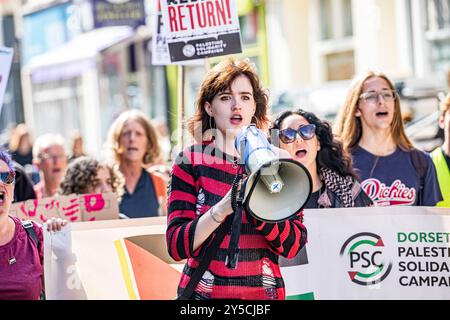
[{"xmin": 210, "ymin": 207, "xmax": 223, "ymax": 224}]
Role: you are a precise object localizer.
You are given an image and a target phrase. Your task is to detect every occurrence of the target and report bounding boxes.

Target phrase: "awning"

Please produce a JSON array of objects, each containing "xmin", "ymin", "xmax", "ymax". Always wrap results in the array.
[{"xmin": 25, "ymin": 26, "xmax": 135, "ymax": 83}]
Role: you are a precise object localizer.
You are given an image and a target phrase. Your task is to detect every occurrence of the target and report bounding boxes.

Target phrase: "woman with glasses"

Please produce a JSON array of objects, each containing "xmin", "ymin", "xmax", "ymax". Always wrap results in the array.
[
  {"xmin": 272, "ymin": 109, "xmax": 372, "ymax": 208},
  {"xmin": 334, "ymin": 71, "xmax": 442, "ymax": 206},
  {"xmin": 167, "ymin": 59, "xmax": 307, "ymax": 300},
  {"xmin": 0, "ymin": 150, "xmax": 76, "ymax": 300}
]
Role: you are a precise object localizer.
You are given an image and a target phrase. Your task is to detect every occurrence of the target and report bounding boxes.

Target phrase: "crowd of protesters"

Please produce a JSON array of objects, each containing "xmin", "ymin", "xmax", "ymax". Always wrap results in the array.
[
  {"xmin": 0, "ymin": 58, "xmax": 449, "ymax": 300},
  {"xmin": 0, "ymin": 111, "xmax": 170, "ymax": 219}
]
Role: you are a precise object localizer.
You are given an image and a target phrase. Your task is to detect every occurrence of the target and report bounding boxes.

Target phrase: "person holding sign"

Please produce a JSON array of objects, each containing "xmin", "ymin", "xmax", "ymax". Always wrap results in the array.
[
  {"xmin": 272, "ymin": 109, "xmax": 373, "ymax": 208},
  {"xmin": 104, "ymin": 110, "xmax": 168, "ymax": 218},
  {"xmin": 334, "ymin": 71, "xmax": 442, "ymax": 207},
  {"xmin": 431, "ymin": 93, "xmax": 450, "ymax": 207},
  {"xmin": 166, "ymin": 59, "xmax": 307, "ymax": 300},
  {"xmin": 0, "ymin": 150, "xmax": 77, "ymax": 300}
]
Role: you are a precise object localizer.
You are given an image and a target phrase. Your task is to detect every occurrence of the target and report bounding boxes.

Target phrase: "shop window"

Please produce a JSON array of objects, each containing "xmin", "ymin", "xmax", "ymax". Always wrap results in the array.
[
  {"xmin": 319, "ymin": 0, "xmax": 333, "ymax": 40},
  {"xmin": 325, "ymin": 51, "xmax": 355, "ymax": 81},
  {"xmin": 430, "ymin": 40, "xmax": 450, "ymax": 72},
  {"xmin": 32, "ymin": 78, "xmax": 82, "ymax": 139},
  {"xmin": 342, "ymin": 0, "xmax": 353, "ymax": 37},
  {"xmin": 426, "ymin": 0, "xmax": 450, "ymax": 31},
  {"xmin": 319, "ymin": 0, "xmax": 353, "ymax": 40}
]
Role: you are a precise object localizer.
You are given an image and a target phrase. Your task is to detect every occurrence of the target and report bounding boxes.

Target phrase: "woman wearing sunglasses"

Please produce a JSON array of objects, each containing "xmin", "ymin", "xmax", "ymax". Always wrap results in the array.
[
  {"xmin": 334, "ymin": 71, "xmax": 442, "ymax": 206},
  {"xmin": 272, "ymin": 109, "xmax": 372, "ymax": 208},
  {"xmin": 0, "ymin": 150, "xmax": 83, "ymax": 300},
  {"xmin": 167, "ymin": 59, "xmax": 307, "ymax": 300}
]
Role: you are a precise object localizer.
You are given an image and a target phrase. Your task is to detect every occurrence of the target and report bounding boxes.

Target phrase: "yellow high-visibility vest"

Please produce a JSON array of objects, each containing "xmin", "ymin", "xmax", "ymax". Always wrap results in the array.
[{"xmin": 432, "ymin": 147, "xmax": 450, "ymax": 207}]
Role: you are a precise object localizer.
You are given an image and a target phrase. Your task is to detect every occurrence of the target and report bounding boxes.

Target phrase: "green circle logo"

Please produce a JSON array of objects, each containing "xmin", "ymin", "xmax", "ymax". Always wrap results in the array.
[{"xmin": 340, "ymin": 232, "xmax": 393, "ymax": 286}]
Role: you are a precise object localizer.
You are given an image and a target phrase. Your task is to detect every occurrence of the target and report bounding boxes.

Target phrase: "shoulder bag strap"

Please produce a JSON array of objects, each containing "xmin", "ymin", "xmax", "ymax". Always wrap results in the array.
[{"xmin": 178, "ymin": 215, "xmax": 232, "ymax": 300}]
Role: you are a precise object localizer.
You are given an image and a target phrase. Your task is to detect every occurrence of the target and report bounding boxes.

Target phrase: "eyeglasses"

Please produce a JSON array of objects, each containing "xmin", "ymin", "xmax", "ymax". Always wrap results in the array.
[
  {"xmin": 39, "ymin": 153, "xmax": 66, "ymax": 162},
  {"xmin": 279, "ymin": 124, "xmax": 316, "ymax": 144},
  {"xmin": 359, "ymin": 89, "xmax": 397, "ymax": 104},
  {"xmin": 0, "ymin": 171, "xmax": 15, "ymax": 185}
]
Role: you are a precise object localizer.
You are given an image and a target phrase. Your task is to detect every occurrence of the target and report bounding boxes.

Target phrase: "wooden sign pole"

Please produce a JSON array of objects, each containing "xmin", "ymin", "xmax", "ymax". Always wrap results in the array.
[{"xmin": 177, "ymin": 65, "xmax": 185, "ymax": 150}]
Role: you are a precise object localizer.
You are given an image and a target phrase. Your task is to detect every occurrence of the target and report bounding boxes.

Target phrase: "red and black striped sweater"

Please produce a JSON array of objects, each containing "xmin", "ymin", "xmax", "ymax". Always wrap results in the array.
[{"xmin": 166, "ymin": 141, "xmax": 307, "ymax": 300}]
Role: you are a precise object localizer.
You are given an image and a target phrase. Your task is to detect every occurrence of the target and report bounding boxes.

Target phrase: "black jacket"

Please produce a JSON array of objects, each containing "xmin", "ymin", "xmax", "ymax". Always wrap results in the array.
[{"xmin": 13, "ymin": 161, "xmax": 36, "ymax": 203}]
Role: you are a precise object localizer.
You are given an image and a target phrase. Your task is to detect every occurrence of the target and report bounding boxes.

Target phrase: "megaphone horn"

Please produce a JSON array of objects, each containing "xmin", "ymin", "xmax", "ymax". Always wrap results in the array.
[{"xmin": 235, "ymin": 125, "xmax": 312, "ymax": 223}]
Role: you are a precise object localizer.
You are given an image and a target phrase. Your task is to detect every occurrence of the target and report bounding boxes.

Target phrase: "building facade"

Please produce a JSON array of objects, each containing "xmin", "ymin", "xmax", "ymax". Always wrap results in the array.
[{"xmin": 266, "ymin": 0, "xmax": 450, "ymax": 90}]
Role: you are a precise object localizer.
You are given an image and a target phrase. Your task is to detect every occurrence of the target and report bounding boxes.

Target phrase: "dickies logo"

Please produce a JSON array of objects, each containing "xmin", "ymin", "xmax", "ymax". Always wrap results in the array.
[
  {"xmin": 340, "ymin": 232, "xmax": 393, "ymax": 286},
  {"xmin": 361, "ymin": 179, "xmax": 416, "ymax": 206}
]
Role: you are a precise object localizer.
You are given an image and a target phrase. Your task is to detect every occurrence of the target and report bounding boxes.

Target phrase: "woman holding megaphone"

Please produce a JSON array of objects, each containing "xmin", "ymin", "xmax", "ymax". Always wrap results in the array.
[
  {"xmin": 272, "ymin": 109, "xmax": 373, "ymax": 208},
  {"xmin": 166, "ymin": 59, "xmax": 307, "ymax": 300}
]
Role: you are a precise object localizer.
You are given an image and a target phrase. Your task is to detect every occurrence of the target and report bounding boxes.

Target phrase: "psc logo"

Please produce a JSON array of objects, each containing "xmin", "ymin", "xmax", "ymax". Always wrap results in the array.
[{"xmin": 340, "ymin": 232, "xmax": 393, "ymax": 286}]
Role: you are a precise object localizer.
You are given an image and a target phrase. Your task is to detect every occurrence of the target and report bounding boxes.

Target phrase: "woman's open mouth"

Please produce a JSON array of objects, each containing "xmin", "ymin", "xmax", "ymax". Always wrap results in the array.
[
  {"xmin": 127, "ymin": 147, "xmax": 140, "ymax": 153},
  {"xmin": 376, "ymin": 111, "xmax": 389, "ymax": 119},
  {"xmin": 230, "ymin": 114, "xmax": 243, "ymax": 125},
  {"xmin": 295, "ymin": 149, "xmax": 307, "ymax": 159}
]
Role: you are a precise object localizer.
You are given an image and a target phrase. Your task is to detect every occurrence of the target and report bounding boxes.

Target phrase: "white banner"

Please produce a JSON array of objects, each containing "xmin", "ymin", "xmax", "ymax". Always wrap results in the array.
[
  {"xmin": 44, "ymin": 207, "xmax": 450, "ymax": 299},
  {"xmin": 44, "ymin": 217, "xmax": 182, "ymax": 300},
  {"xmin": 282, "ymin": 206, "xmax": 450, "ymax": 300},
  {"xmin": 0, "ymin": 46, "xmax": 13, "ymax": 116}
]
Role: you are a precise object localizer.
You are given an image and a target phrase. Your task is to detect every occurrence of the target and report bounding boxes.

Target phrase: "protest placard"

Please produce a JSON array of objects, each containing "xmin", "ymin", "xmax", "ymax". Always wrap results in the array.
[
  {"xmin": 160, "ymin": 0, "xmax": 242, "ymax": 62},
  {"xmin": 9, "ymin": 192, "xmax": 119, "ymax": 223},
  {"xmin": 151, "ymin": 0, "xmax": 203, "ymax": 65},
  {"xmin": 0, "ymin": 46, "xmax": 13, "ymax": 116}
]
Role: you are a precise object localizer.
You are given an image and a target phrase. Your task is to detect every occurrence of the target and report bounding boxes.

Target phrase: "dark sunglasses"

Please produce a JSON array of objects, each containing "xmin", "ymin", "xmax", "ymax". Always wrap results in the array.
[
  {"xmin": 0, "ymin": 171, "xmax": 15, "ymax": 185},
  {"xmin": 279, "ymin": 124, "xmax": 316, "ymax": 144}
]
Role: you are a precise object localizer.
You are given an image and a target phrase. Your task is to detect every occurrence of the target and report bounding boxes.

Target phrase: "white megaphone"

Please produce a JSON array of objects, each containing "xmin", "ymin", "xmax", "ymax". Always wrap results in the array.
[{"xmin": 235, "ymin": 125, "xmax": 312, "ymax": 222}]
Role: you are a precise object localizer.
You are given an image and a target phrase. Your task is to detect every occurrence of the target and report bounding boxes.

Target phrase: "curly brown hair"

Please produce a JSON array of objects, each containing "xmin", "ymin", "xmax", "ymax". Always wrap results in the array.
[{"xmin": 59, "ymin": 156, "xmax": 125, "ymax": 200}]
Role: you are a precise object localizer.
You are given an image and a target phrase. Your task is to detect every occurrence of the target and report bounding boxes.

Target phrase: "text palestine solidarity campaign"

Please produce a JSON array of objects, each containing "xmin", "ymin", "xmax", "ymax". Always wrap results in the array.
[{"xmin": 167, "ymin": 0, "xmax": 234, "ymax": 32}]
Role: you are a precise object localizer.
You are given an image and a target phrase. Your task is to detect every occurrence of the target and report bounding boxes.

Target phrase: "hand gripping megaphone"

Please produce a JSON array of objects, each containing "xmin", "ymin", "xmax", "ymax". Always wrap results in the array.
[
  {"xmin": 235, "ymin": 124, "xmax": 312, "ymax": 222},
  {"xmin": 225, "ymin": 125, "xmax": 312, "ymax": 269}
]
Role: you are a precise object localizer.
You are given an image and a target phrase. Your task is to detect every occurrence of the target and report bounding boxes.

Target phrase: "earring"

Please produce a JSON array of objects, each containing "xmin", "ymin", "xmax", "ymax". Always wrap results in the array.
[
  {"xmin": 208, "ymin": 116, "xmax": 216, "ymax": 140},
  {"xmin": 209, "ymin": 116, "xmax": 216, "ymax": 130}
]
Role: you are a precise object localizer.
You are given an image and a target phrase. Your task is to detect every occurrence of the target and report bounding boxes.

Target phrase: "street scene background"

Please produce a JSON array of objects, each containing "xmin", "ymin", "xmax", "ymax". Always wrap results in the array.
[{"xmin": 0, "ymin": 0, "xmax": 449, "ymax": 166}]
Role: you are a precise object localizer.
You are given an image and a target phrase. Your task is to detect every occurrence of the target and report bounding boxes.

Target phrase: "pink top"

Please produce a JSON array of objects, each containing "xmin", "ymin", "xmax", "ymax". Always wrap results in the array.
[{"xmin": 0, "ymin": 216, "xmax": 43, "ymax": 300}]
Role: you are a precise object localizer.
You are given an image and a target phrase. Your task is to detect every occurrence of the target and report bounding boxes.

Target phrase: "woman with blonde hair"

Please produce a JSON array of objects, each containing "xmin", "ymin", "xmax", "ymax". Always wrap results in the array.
[
  {"xmin": 334, "ymin": 70, "xmax": 442, "ymax": 206},
  {"xmin": 167, "ymin": 59, "xmax": 306, "ymax": 300},
  {"xmin": 104, "ymin": 110, "xmax": 167, "ymax": 218}
]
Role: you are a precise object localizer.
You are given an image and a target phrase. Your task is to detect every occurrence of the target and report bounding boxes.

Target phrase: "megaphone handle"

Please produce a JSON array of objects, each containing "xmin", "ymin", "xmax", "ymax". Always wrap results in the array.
[{"xmin": 230, "ymin": 166, "xmax": 244, "ymax": 212}]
